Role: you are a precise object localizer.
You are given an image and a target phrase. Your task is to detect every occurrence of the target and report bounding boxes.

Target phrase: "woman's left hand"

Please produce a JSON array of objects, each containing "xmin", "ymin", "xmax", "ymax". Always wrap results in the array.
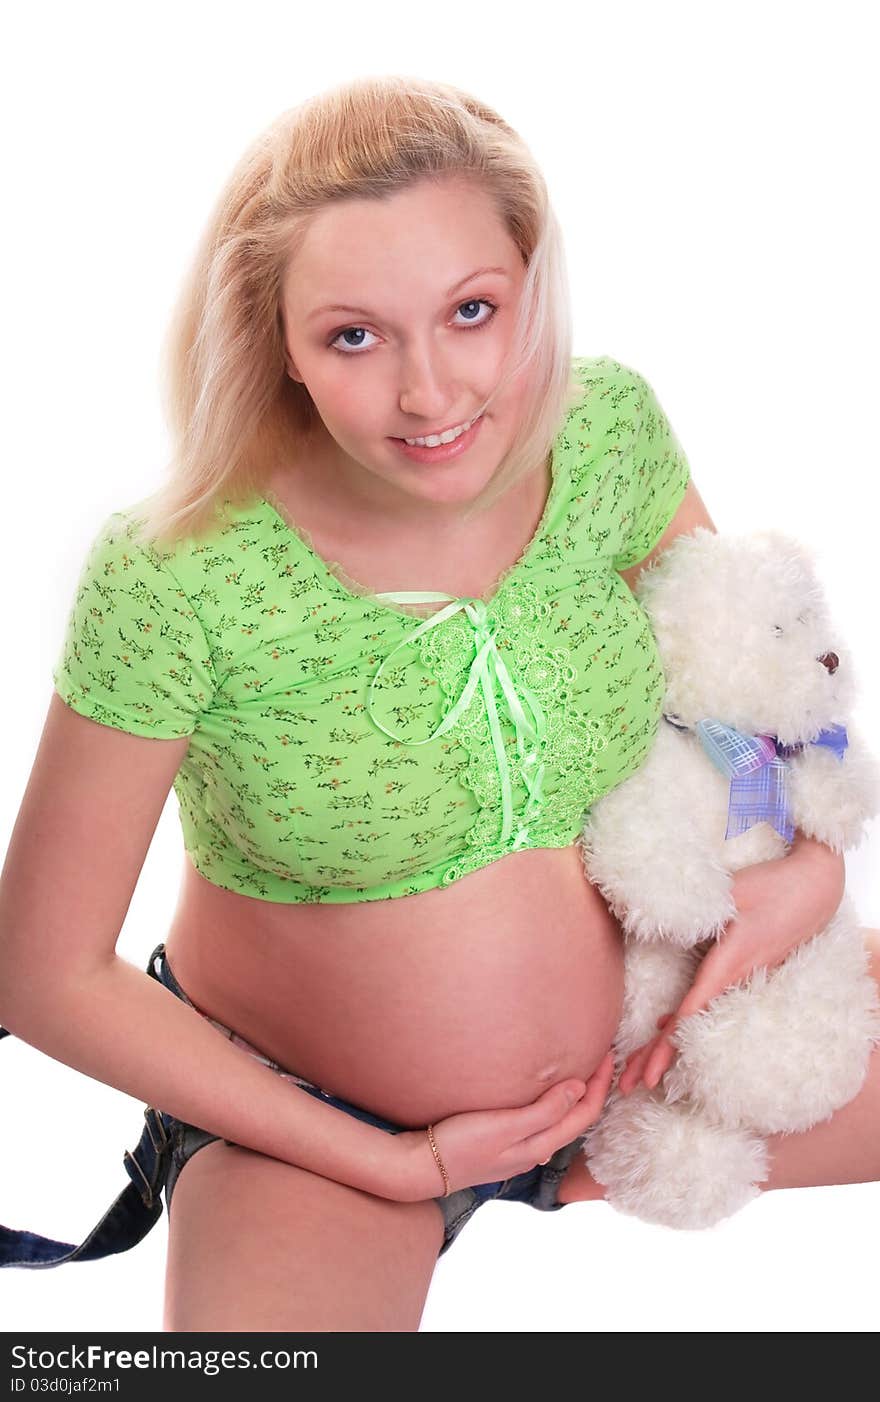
[{"xmin": 618, "ymin": 834, "xmax": 846, "ymax": 1096}]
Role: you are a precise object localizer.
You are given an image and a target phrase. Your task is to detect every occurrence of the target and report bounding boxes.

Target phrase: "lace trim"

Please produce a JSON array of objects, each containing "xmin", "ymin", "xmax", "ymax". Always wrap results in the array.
[{"xmin": 416, "ymin": 578, "xmax": 612, "ymax": 884}]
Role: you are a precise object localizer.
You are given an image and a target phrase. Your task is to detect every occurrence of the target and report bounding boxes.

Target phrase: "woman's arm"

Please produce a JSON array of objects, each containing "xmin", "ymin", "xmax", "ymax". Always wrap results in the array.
[
  {"xmin": 617, "ymin": 477, "xmax": 718, "ymax": 594},
  {"xmin": 0, "ymin": 695, "xmax": 408, "ymax": 1200},
  {"xmin": 784, "ymin": 826, "xmax": 848, "ymax": 885}
]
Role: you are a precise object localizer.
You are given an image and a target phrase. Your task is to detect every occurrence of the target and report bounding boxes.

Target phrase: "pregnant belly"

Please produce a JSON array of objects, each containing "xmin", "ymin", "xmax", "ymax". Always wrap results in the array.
[{"xmin": 164, "ymin": 845, "xmax": 625, "ymax": 1127}]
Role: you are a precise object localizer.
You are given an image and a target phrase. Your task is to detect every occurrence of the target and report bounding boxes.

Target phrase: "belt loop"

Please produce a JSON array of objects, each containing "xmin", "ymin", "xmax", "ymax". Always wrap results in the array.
[
  {"xmin": 144, "ymin": 1106, "xmax": 171, "ymax": 1154},
  {"xmin": 123, "ymin": 1107, "xmax": 172, "ymax": 1209},
  {"xmin": 123, "ymin": 1149, "xmax": 156, "ymax": 1209}
]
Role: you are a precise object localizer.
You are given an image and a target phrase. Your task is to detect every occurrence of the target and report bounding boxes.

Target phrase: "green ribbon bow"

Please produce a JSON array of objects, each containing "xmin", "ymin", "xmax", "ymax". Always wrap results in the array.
[{"xmin": 368, "ymin": 592, "xmax": 548, "ymax": 847}]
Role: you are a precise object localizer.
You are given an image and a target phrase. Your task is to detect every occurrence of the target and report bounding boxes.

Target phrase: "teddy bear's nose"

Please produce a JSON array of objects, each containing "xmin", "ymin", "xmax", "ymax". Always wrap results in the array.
[{"xmin": 819, "ymin": 652, "xmax": 839, "ymax": 674}]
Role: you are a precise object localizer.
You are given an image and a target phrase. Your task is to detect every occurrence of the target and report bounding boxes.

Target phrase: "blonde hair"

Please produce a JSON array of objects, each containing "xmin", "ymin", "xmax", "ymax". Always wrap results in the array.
[{"xmin": 132, "ymin": 74, "xmax": 585, "ymax": 548}]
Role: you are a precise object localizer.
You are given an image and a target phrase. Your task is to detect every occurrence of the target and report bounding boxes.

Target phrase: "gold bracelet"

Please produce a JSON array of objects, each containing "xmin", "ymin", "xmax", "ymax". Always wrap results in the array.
[{"xmin": 425, "ymin": 1123, "xmax": 451, "ymax": 1197}]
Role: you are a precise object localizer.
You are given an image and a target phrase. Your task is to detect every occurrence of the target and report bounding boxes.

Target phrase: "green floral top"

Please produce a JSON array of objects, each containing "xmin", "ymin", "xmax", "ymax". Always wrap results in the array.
[{"xmin": 52, "ymin": 355, "xmax": 691, "ymax": 903}]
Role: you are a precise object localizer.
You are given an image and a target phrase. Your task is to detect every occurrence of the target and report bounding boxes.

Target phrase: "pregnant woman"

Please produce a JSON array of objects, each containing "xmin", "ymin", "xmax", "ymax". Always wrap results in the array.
[{"xmin": 1, "ymin": 75, "xmax": 876, "ymax": 1332}]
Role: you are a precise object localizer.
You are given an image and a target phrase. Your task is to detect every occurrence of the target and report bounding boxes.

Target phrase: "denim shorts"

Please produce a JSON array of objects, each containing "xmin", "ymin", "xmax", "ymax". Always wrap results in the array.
[{"xmin": 147, "ymin": 942, "xmax": 585, "ymax": 1258}]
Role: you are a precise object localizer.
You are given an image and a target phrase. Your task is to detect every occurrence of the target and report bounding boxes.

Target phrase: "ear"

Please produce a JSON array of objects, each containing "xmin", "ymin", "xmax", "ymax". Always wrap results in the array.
[{"xmin": 284, "ymin": 351, "xmax": 304, "ymax": 384}]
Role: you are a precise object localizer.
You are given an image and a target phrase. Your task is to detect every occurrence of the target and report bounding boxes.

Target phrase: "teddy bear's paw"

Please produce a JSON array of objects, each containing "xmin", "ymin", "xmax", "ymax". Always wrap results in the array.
[
  {"xmin": 613, "ymin": 941, "xmax": 701, "ymax": 1055},
  {"xmin": 787, "ymin": 728, "xmax": 880, "ymax": 852},
  {"xmin": 582, "ymin": 1088, "xmax": 768, "ymax": 1230},
  {"xmin": 669, "ymin": 904, "xmax": 880, "ymax": 1134},
  {"xmin": 584, "ymin": 846, "xmax": 737, "ymax": 948},
  {"xmin": 581, "ymin": 730, "xmax": 738, "ymax": 946}
]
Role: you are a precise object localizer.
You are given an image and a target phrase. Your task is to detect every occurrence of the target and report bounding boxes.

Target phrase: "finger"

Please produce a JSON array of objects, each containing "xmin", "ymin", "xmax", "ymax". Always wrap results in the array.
[
  {"xmin": 628, "ymin": 1033, "xmax": 662, "ymax": 1067},
  {"xmin": 521, "ymin": 1052, "xmax": 615, "ymax": 1162},
  {"xmin": 586, "ymin": 1049, "xmax": 616, "ymax": 1107},
  {"xmin": 643, "ymin": 1039, "xmax": 676, "ymax": 1089},
  {"xmin": 623, "ymin": 1033, "xmax": 660, "ymax": 1069},
  {"xmin": 675, "ymin": 983, "xmax": 710, "ymax": 1022},
  {"xmin": 624, "ymin": 1015, "xmax": 682, "ymax": 1092},
  {"xmin": 573, "ymin": 1051, "xmax": 615, "ymax": 1113},
  {"xmin": 619, "ymin": 1038, "xmax": 660, "ymax": 1095},
  {"xmin": 521, "ymin": 1079, "xmax": 588, "ymax": 1136},
  {"xmin": 569, "ymin": 1052, "xmax": 616, "ymax": 1134},
  {"xmin": 642, "ymin": 1012, "xmax": 682, "ymax": 1088},
  {"xmin": 675, "ymin": 945, "xmax": 740, "ymax": 1021},
  {"xmin": 619, "ymin": 1042, "xmax": 656, "ymax": 1094},
  {"xmin": 564, "ymin": 1053, "xmax": 615, "ymax": 1130}
]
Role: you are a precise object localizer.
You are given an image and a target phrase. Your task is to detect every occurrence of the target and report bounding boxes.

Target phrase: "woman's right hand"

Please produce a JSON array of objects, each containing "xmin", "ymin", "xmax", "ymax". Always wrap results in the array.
[{"xmin": 393, "ymin": 1050, "xmax": 615, "ymax": 1202}]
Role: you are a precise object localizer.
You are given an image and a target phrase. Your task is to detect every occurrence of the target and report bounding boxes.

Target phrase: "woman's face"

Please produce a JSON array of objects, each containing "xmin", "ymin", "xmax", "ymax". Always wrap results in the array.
[{"xmin": 280, "ymin": 176, "xmax": 532, "ymax": 519}]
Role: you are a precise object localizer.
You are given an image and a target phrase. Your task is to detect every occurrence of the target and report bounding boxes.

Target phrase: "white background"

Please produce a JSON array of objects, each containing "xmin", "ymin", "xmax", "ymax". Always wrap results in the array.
[{"xmin": 1, "ymin": 0, "xmax": 877, "ymax": 1334}]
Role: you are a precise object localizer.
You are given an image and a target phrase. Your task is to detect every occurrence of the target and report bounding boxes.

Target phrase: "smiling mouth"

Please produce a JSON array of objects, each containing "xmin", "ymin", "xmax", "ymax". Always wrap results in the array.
[{"xmin": 393, "ymin": 410, "xmax": 484, "ymax": 447}]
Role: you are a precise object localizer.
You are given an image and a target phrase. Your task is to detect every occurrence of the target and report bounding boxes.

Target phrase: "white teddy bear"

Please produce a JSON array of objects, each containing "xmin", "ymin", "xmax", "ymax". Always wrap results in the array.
[{"xmin": 578, "ymin": 527, "xmax": 880, "ymax": 1229}]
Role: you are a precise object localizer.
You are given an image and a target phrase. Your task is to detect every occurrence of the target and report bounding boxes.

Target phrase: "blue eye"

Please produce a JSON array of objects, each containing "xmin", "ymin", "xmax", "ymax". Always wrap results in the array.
[
  {"xmin": 455, "ymin": 298, "xmax": 496, "ymax": 325},
  {"xmin": 328, "ymin": 298, "xmax": 498, "ymax": 354},
  {"xmin": 330, "ymin": 327, "xmax": 375, "ymax": 352}
]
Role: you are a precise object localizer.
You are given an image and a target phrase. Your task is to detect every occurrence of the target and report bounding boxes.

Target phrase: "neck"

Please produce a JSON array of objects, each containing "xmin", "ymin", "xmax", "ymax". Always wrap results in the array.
[{"xmin": 292, "ymin": 428, "xmax": 546, "ymax": 541}]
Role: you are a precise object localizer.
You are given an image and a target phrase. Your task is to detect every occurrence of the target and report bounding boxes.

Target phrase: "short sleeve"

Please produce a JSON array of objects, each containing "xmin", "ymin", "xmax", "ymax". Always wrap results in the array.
[
  {"xmin": 611, "ymin": 368, "xmax": 692, "ymax": 572},
  {"xmin": 52, "ymin": 510, "xmax": 216, "ymax": 739}
]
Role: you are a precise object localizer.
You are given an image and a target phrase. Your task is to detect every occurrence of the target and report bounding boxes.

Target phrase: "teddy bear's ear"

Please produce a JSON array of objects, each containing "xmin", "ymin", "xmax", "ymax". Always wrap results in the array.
[
  {"xmin": 632, "ymin": 524, "xmax": 720, "ymax": 594},
  {"xmin": 745, "ymin": 529, "xmax": 819, "ymax": 569}
]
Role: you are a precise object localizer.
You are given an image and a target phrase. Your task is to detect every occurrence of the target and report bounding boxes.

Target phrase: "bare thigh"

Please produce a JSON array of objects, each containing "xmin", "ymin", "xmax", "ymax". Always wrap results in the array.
[{"xmin": 163, "ymin": 1139, "xmax": 447, "ymax": 1332}]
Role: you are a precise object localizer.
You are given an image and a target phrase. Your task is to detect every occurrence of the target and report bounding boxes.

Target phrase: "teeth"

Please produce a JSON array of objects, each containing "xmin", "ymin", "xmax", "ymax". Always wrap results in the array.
[{"xmin": 404, "ymin": 413, "xmax": 480, "ymax": 448}]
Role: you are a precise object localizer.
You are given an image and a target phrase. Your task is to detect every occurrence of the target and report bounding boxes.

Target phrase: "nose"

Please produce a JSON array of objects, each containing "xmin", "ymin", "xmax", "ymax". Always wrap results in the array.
[
  {"xmin": 819, "ymin": 652, "xmax": 839, "ymax": 674},
  {"xmin": 398, "ymin": 346, "xmax": 455, "ymax": 420}
]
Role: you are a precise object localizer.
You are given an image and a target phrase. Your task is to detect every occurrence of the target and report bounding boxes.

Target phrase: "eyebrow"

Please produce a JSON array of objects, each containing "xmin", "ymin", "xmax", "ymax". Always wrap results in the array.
[{"xmin": 306, "ymin": 266, "xmax": 512, "ymax": 321}]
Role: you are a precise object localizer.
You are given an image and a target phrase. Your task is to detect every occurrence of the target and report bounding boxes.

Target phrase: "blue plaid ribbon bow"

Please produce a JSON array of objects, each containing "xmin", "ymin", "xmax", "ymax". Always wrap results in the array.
[{"xmin": 665, "ymin": 716, "xmax": 849, "ymax": 843}]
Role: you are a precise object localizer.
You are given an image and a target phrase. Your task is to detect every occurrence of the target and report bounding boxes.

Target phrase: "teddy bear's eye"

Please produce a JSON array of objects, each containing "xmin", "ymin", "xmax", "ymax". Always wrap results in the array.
[{"xmin": 772, "ymin": 624, "xmax": 784, "ymax": 637}]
